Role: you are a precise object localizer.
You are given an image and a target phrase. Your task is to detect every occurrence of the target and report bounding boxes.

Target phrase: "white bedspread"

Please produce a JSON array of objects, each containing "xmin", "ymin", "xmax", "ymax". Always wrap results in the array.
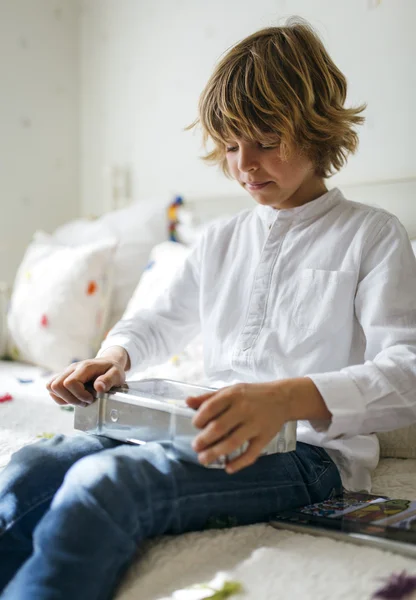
[{"xmin": 1, "ymin": 358, "xmax": 415, "ymax": 600}]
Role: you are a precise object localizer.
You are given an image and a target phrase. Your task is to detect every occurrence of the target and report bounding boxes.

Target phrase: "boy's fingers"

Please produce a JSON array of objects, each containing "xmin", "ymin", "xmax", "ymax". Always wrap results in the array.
[
  {"xmin": 49, "ymin": 370, "xmax": 93, "ymax": 406},
  {"xmin": 224, "ymin": 437, "xmax": 265, "ymax": 474},
  {"xmin": 61, "ymin": 378, "xmax": 94, "ymax": 403},
  {"xmin": 46, "ymin": 364, "xmax": 76, "ymax": 391},
  {"xmin": 193, "ymin": 410, "xmax": 243, "ymax": 452},
  {"xmin": 49, "ymin": 391, "xmax": 67, "ymax": 405},
  {"xmin": 94, "ymin": 366, "xmax": 125, "ymax": 393},
  {"xmin": 197, "ymin": 425, "xmax": 252, "ymax": 466},
  {"xmin": 94, "ymin": 379, "xmax": 107, "ymax": 392},
  {"xmin": 186, "ymin": 393, "xmax": 215, "ymax": 409},
  {"xmin": 48, "ymin": 388, "xmax": 87, "ymax": 407},
  {"xmin": 192, "ymin": 394, "xmax": 231, "ymax": 429}
]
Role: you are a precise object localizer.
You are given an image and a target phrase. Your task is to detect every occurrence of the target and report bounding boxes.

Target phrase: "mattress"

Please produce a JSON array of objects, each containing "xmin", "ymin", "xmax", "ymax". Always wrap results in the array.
[{"xmin": 1, "ymin": 359, "xmax": 416, "ymax": 600}]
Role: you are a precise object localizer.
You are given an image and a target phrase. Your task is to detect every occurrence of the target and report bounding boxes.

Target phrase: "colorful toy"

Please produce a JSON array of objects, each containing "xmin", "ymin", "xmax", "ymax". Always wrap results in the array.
[{"xmin": 167, "ymin": 196, "xmax": 184, "ymax": 242}]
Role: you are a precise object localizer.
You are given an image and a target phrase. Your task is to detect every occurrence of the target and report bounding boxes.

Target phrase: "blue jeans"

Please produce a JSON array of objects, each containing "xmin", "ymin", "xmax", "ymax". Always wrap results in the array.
[{"xmin": 0, "ymin": 435, "xmax": 342, "ymax": 600}]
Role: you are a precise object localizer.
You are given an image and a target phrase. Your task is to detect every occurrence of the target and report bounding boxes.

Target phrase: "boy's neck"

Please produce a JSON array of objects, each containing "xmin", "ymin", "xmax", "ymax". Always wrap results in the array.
[{"xmin": 271, "ymin": 177, "xmax": 328, "ymax": 210}]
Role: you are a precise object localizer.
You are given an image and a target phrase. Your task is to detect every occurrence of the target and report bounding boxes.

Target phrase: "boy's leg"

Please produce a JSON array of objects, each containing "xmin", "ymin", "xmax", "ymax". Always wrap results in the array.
[
  {"xmin": 1, "ymin": 441, "xmax": 342, "ymax": 600},
  {"xmin": 0, "ymin": 434, "xmax": 119, "ymax": 592}
]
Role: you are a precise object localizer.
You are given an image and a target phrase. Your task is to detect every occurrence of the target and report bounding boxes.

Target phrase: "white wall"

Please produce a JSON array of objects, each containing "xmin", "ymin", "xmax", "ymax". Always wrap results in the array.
[
  {"xmin": 80, "ymin": 0, "xmax": 416, "ymax": 217},
  {"xmin": 0, "ymin": 0, "xmax": 80, "ymax": 284}
]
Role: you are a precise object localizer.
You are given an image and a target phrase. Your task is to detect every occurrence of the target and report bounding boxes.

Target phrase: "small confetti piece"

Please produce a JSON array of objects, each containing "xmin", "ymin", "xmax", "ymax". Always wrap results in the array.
[
  {"xmin": 373, "ymin": 571, "xmax": 416, "ymax": 599},
  {"xmin": 40, "ymin": 314, "xmax": 49, "ymax": 327},
  {"xmin": 60, "ymin": 405, "xmax": 74, "ymax": 412},
  {"xmin": 17, "ymin": 378, "xmax": 34, "ymax": 384},
  {"xmin": 171, "ymin": 354, "xmax": 181, "ymax": 366},
  {"xmin": 144, "ymin": 260, "xmax": 155, "ymax": 271},
  {"xmin": 36, "ymin": 432, "xmax": 55, "ymax": 439},
  {"xmin": 87, "ymin": 280, "xmax": 98, "ymax": 295},
  {"xmin": 172, "ymin": 580, "xmax": 243, "ymax": 599},
  {"xmin": 0, "ymin": 393, "xmax": 13, "ymax": 403}
]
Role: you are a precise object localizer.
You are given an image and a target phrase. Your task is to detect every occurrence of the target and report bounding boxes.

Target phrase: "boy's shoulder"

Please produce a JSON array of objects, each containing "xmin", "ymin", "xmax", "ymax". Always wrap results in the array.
[
  {"xmin": 338, "ymin": 194, "xmax": 404, "ymax": 237},
  {"xmin": 341, "ymin": 196, "xmax": 394, "ymax": 221}
]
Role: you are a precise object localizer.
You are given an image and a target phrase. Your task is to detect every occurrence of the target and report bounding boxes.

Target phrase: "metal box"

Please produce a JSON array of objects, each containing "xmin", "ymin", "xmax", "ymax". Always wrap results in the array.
[{"xmin": 74, "ymin": 379, "xmax": 297, "ymax": 468}]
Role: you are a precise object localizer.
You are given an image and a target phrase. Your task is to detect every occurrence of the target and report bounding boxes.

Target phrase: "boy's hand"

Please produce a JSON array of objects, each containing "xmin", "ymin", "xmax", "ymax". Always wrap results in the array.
[
  {"xmin": 46, "ymin": 347, "xmax": 129, "ymax": 407},
  {"xmin": 186, "ymin": 382, "xmax": 290, "ymax": 474}
]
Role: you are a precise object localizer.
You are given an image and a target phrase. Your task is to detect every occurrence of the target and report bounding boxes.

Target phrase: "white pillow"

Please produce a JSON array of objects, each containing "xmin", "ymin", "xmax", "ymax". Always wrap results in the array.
[
  {"xmin": 377, "ymin": 426, "xmax": 416, "ymax": 459},
  {"xmin": 123, "ymin": 241, "xmax": 191, "ymax": 316},
  {"xmin": 7, "ymin": 232, "xmax": 116, "ymax": 372},
  {"xmin": 53, "ymin": 197, "xmax": 170, "ymax": 328},
  {"xmin": 122, "ymin": 241, "xmax": 204, "ymax": 380}
]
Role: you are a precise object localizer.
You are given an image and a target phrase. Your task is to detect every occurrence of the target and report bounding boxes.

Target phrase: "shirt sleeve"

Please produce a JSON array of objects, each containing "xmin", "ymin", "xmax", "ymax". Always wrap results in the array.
[
  {"xmin": 307, "ymin": 215, "xmax": 416, "ymax": 440},
  {"xmin": 97, "ymin": 241, "xmax": 202, "ymax": 372}
]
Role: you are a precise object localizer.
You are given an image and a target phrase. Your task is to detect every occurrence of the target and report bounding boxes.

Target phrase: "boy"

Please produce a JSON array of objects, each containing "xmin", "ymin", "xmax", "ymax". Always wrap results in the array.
[{"xmin": 1, "ymin": 18, "xmax": 416, "ymax": 600}]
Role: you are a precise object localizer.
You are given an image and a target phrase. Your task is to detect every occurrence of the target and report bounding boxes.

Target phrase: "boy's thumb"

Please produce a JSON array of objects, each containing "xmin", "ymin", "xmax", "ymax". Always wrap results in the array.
[{"xmin": 94, "ymin": 379, "xmax": 107, "ymax": 393}]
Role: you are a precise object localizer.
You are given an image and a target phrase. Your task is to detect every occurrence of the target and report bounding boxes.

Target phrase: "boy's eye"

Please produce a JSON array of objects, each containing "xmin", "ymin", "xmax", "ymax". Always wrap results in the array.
[{"xmin": 225, "ymin": 142, "xmax": 278, "ymax": 152}]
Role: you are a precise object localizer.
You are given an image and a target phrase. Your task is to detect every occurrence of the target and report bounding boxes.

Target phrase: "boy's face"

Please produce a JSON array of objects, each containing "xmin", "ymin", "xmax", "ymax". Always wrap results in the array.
[{"xmin": 225, "ymin": 138, "xmax": 326, "ymax": 210}]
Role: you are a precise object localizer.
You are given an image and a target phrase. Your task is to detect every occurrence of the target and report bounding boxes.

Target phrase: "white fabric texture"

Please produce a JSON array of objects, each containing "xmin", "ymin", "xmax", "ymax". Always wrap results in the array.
[
  {"xmin": 378, "ymin": 426, "xmax": 416, "ymax": 459},
  {"xmin": 99, "ymin": 188, "xmax": 416, "ymax": 492},
  {"xmin": 1, "ymin": 360, "xmax": 416, "ymax": 600},
  {"xmin": 7, "ymin": 232, "xmax": 116, "ymax": 372},
  {"xmin": 123, "ymin": 241, "xmax": 191, "ymax": 315},
  {"xmin": 52, "ymin": 196, "xmax": 170, "ymax": 328}
]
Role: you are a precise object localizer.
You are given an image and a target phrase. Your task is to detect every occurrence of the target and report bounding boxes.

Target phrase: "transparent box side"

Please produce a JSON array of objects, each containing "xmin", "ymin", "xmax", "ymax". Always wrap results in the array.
[{"xmin": 74, "ymin": 378, "xmax": 297, "ymax": 467}]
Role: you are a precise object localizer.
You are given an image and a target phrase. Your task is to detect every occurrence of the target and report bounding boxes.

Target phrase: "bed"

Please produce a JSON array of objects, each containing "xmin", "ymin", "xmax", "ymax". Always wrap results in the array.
[
  {"xmin": 1, "ymin": 181, "xmax": 416, "ymax": 599},
  {"xmin": 1, "ymin": 355, "xmax": 415, "ymax": 600}
]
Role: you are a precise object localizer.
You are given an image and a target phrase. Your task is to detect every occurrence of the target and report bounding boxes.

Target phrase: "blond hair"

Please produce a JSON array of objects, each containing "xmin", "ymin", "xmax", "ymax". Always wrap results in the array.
[{"xmin": 188, "ymin": 18, "xmax": 365, "ymax": 179}]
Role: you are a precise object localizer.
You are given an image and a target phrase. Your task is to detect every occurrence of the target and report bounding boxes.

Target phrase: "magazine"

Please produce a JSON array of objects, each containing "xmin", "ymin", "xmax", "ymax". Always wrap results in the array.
[{"xmin": 269, "ymin": 492, "xmax": 416, "ymax": 558}]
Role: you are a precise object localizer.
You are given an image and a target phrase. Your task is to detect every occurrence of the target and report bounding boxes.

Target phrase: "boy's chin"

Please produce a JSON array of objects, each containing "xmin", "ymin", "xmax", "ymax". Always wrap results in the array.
[{"xmin": 247, "ymin": 191, "xmax": 278, "ymax": 205}]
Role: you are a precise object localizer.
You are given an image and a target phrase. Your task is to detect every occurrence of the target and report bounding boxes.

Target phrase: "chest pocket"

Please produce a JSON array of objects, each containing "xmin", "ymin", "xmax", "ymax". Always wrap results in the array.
[{"xmin": 292, "ymin": 269, "xmax": 356, "ymax": 334}]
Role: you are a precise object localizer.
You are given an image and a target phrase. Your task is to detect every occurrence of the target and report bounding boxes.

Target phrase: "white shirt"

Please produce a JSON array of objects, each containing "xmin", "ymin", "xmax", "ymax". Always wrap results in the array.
[{"xmin": 99, "ymin": 188, "xmax": 416, "ymax": 492}]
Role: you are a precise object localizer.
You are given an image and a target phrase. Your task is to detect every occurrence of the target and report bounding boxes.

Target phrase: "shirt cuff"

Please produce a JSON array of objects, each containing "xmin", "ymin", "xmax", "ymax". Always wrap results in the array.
[
  {"xmin": 97, "ymin": 335, "xmax": 145, "ymax": 372},
  {"xmin": 306, "ymin": 371, "xmax": 366, "ymax": 440}
]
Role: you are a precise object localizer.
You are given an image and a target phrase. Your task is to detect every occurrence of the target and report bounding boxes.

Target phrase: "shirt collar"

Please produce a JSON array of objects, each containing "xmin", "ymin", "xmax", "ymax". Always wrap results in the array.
[{"xmin": 255, "ymin": 187, "xmax": 343, "ymax": 224}]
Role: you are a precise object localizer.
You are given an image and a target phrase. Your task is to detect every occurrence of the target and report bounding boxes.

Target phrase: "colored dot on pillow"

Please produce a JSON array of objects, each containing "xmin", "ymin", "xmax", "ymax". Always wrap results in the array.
[
  {"xmin": 144, "ymin": 260, "xmax": 155, "ymax": 271},
  {"xmin": 87, "ymin": 280, "xmax": 98, "ymax": 295},
  {"xmin": 0, "ymin": 393, "xmax": 13, "ymax": 403},
  {"xmin": 40, "ymin": 314, "xmax": 49, "ymax": 327}
]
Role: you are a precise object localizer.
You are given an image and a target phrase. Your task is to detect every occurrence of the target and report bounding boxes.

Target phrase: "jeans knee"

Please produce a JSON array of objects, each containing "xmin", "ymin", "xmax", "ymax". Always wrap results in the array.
[
  {"xmin": 53, "ymin": 452, "xmax": 141, "ymax": 535},
  {"xmin": 11, "ymin": 435, "xmax": 67, "ymax": 466}
]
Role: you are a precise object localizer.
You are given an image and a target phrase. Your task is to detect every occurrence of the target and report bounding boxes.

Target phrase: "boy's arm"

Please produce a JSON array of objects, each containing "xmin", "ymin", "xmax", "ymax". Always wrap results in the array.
[{"xmin": 302, "ymin": 216, "xmax": 416, "ymax": 440}]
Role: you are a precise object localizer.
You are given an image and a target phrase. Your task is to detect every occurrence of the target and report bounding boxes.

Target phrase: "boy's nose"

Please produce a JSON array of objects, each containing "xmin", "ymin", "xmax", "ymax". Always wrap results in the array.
[{"xmin": 238, "ymin": 151, "xmax": 259, "ymax": 172}]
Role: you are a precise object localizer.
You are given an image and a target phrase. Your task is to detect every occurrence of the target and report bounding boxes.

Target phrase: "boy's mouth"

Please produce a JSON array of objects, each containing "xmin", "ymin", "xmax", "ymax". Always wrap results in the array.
[{"xmin": 245, "ymin": 181, "xmax": 271, "ymax": 191}]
